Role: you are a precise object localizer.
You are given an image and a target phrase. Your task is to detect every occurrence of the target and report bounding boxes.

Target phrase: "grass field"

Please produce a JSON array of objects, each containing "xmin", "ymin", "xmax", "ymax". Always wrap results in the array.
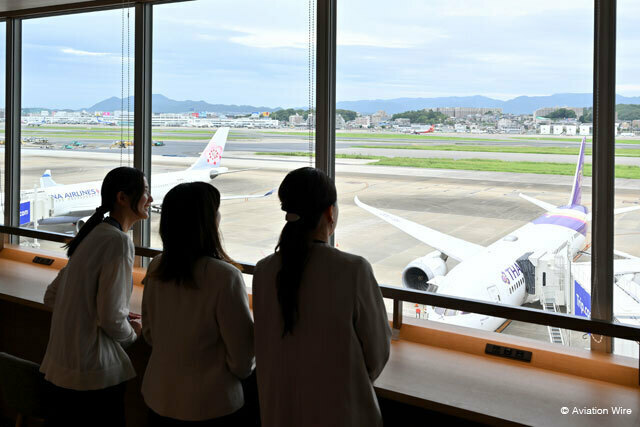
[
  {"xmin": 258, "ymin": 131, "xmax": 503, "ymax": 142},
  {"xmin": 258, "ymin": 130, "xmax": 640, "ymax": 144},
  {"xmin": 255, "ymin": 151, "xmax": 640, "ymax": 179},
  {"xmin": 354, "ymin": 144, "xmax": 640, "ymax": 157}
]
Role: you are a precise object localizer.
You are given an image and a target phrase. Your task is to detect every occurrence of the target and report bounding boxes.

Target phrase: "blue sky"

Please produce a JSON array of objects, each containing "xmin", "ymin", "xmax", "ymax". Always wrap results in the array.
[{"xmin": 5, "ymin": 0, "xmax": 640, "ymax": 109}]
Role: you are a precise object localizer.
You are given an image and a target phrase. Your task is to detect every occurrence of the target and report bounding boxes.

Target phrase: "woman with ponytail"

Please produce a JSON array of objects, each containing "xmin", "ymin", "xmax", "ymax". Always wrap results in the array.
[
  {"xmin": 253, "ymin": 167, "xmax": 391, "ymax": 427},
  {"xmin": 41, "ymin": 166, "xmax": 152, "ymax": 427},
  {"xmin": 141, "ymin": 182, "xmax": 254, "ymax": 425}
]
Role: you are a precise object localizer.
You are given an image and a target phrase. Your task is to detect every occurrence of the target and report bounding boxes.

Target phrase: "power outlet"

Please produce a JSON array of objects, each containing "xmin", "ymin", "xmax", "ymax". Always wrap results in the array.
[
  {"xmin": 485, "ymin": 343, "xmax": 532, "ymax": 362},
  {"xmin": 32, "ymin": 256, "xmax": 54, "ymax": 266}
]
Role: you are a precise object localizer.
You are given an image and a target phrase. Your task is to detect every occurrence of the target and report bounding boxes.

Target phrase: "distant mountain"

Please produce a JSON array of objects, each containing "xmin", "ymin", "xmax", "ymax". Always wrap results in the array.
[
  {"xmin": 336, "ymin": 93, "xmax": 640, "ymax": 115},
  {"xmin": 87, "ymin": 94, "xmax": 279, "ymax": 114}
]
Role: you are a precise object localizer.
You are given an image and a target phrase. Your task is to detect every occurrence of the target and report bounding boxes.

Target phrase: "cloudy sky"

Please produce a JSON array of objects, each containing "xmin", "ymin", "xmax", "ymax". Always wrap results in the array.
[{"xmin": 5, "ymin": 0, "xmax": 640, "ymax": 109}]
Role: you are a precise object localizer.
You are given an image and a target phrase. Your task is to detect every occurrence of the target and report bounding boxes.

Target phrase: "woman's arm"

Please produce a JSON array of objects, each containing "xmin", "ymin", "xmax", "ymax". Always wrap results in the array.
[
  {"xmin": 43, "ymin": 266, "xmax": 67, "ymax": 309},
  {"xmin": 96, "ymin": 236, "xmax": 137, "ymax": 348},
  {"xmin": 141, "ymin": 274, "xmax": 153, "ymax": 346},
  {"xmin": 216, "ymin": 270, "xmax": 255, "ymax": 379},
  {"xmin": 354, "ymin": 258, "xmax": 392, "ymax": 381}
]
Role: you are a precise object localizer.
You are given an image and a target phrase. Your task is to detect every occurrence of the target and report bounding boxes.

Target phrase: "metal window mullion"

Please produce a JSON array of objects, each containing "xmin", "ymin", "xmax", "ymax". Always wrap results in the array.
[
  {"xmin": 133, "ymin": 2, "xmax": 152, "ymax": 257},
  {"xmin": 315, "ymin": 0, "xmax": 336, "ymax": 246},
  {"xmin": 315, "ymin": 0, "xmax": 336, "ymax": 180},
  {"xmin": 4, "ymin": 19, "xmax": 21, "ymax": 245},
  {"xmin": 591, "ymin": 0, "xmax": 616, "ymax": 353}
]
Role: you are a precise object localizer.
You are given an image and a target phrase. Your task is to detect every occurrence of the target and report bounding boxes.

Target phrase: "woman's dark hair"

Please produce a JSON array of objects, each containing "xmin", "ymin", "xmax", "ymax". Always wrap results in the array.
[
  {"xmin": 276, "ymin": 167, "xmax": 337, "ymax": 336},
  {"xmin": 66, "ymin": 167, "xmax": 145, "ymax": 257},
  {"xmin": 151, "ymin": 181, "xmax": 237, "ymax": 286}
]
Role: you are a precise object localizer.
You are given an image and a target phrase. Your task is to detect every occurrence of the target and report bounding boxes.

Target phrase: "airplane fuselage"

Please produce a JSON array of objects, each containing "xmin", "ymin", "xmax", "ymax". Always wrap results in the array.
[
  {"xmin": 429, "ymin": 205, "xmax": 587, "ymax": 330},
  {"xmin": 20, "ymin": 167, "xmax": 226, "ymax": 221}
]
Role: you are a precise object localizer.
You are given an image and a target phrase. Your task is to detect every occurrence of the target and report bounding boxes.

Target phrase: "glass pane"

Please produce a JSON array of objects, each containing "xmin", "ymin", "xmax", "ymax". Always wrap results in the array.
[
  {"xmin": 614, "ymin": 0, "xmax": 640, "ymax": 359},
  {"xmin": 152, "ymin": 0, "xmax": 315, "ymax": 288},
  {"xmin": 337, "ymin": 1, "xmax": 594, "ymax": 346},
  {"xmin": 19, "ymin": 8, "xmax": 135, "ymax": 252}
]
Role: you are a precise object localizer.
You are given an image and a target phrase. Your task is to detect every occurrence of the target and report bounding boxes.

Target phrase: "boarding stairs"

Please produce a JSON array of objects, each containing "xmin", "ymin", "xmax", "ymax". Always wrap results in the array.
[{"xmin": 541, "ymin": 293, "xmax": 565, "ymax": 345}]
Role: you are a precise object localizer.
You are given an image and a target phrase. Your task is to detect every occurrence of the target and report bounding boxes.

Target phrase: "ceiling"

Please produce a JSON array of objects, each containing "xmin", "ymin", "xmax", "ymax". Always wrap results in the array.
[
  {"xmin": 0, "ymin": 1, "xmax": 113, "ymax": 13},
  {"xmin": 0, "ymin": 0, "xmax": 188, "ymax": 17}
]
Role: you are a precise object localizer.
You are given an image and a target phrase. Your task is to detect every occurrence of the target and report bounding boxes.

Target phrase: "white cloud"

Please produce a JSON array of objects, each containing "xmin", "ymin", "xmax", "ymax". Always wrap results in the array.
[
  {"xmin": 440, "ymin": 0, "xmax": 587, "ymax": 17},
  {"xmin": 338, "ymin": 32, "xmax": 415, "ymax": 49},
  {"xmin": 617, "ymin": 84, "xmax": 640, "ymax": 93},
  {"xmin": 61, "ymin": 48, "xmax": 110, "ymax": 57},
  {"xmin": 196, "ymin": 34, "xmax": 221, "ymax": 42},
  {"xmin": 223, "ymin": 26, "xmax": 306, "ymax": 49}
]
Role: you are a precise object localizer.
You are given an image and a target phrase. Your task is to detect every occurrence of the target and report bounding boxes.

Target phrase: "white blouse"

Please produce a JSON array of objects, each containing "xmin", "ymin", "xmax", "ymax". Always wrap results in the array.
[
  {"xmin": 40, "ymin": 222, "xmax": 137, "ymax": 390},
  {"xmin": 141, "ymin": 256, "xmax": 254, "ymax": 421},
  {"xmin": 253, "ymin": 243, "xmax": 392, "ymax": 427}
]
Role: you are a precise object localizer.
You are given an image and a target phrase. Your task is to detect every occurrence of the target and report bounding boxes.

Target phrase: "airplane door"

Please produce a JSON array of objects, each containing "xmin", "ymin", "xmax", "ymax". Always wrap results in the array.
[{"xmin": 487, "ymin": 285, "xmax": 501, "ymax": 303}]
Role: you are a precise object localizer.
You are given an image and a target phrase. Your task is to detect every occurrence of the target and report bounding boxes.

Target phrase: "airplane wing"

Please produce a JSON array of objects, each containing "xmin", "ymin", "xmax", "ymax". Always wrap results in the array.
[
  {"xmin": 38, "ymin": 216, "xmax": 83, "ymax": 225},
  {"xmin": 613, "ymin": 250, "xmax": 640, "ymax": 275},
  {"xmin": 210, "ymin": 167, "xmax": 257, "ymax": 178},
  {"xmin": 222, "ymin": 189, "xmax": 275, "ymax": 200},
  {"xmin": 586, "ymin": 205, "xmax": 640, "ymax": 221},
  {"xmin": 151, "ymin": 189, "xmax": 275, "ymax": 212},
  {"xmin": 354, "ymin": 196, "xmax": 484, "ymax": 262},
  {"xmin": 519, "ymin": 193, "xmax": 556, "ymax": 212}
]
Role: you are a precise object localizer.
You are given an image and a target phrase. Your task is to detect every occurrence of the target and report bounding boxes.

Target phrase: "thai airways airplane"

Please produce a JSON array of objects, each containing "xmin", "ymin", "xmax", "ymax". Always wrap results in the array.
[
  {"xmin": 355, "ymin": 137, "xmax": 640, "ymax": 331},
  {"xmin": 19, "ymin": 127, "xmax": 273, "ymax": 231}
]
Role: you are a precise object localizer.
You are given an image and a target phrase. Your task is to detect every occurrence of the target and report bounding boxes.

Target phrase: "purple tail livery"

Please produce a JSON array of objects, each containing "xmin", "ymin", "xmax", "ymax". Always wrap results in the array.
[{"xmin": 568, "ymin": 136, "xmax": 586, "ymax": 207}]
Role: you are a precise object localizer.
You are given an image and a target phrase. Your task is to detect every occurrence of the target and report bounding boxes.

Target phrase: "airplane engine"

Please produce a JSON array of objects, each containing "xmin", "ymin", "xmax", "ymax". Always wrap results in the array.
[
  {"xmin": 75, "ymin": 216, "xmax": 91, "ymax": 233},
  {"xmin": 401, "ymin": 251, "xmax": 448, "ymax": 291}
]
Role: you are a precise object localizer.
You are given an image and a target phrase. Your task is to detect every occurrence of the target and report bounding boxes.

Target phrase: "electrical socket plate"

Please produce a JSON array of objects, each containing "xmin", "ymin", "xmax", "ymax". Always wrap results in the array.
[{"xmin": 485, "ymin": 343, "xmax": 532, "ymax": 362}]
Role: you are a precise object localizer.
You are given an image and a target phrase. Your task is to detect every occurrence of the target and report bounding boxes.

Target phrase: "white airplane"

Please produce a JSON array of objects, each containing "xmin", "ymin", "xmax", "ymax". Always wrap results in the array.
[
  {"xmin": 355, "ymin": 137, "xmax": 640, "ymax": 331},
  {"xmin": 17, "ymin": 127, "xmax": 273, "ymax": 232}
]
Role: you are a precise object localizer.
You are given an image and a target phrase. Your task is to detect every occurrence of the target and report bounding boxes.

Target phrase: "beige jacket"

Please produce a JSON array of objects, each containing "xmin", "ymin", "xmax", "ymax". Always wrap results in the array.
[
  {"xmin": 253, "ymin": 243, "xmax": 391, "ymax": 427},
  {"xmin": 141, "ymin": 256, "xmax": 254, "ymax": 421},
  {"xmin": 40, "ymin": 222, "xmax": 137, "ymax": 390}
]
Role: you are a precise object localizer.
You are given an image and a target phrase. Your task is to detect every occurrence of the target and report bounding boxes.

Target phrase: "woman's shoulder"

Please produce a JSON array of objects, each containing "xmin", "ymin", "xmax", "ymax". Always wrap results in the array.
[
  {"xmin": 200, "ymin": 256, "xmax": 242, "ymax": 277},
  {"xmin": 255, "ymin": 252, "xmax": 279, "ymax": 273},
  {"xmin": 317, "ymin": 245, "xmax": 371, "ymax": 270},
  {"xmin": 81, "ymin": 222, "xmax": 132, "ymax": 253},
  {"xmin": 94, "ymin": 222, "xmax": 130, "ymax": 241}
]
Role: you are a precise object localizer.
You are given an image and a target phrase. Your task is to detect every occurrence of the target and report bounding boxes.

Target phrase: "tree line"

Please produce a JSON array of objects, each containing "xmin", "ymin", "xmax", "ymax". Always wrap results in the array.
[
  {"xmin": 270, "ymin": 108, "xmax": 358, "ymax": 122},
  {"xmin": 391, "ymin": 109, "xmax": 448, "ymax": 124}
]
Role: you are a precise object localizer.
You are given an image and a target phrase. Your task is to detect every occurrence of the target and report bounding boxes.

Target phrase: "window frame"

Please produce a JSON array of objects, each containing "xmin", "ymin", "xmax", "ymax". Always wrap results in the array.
[{"xmin": 0, "ymin": 0, "xmax": 635, "ymax": 365}]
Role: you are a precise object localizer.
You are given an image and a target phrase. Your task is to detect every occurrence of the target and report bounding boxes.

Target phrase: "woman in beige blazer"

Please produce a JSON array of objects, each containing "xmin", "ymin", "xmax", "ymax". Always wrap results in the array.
[
  {"xmin": 142, "ymin": 182, "xmax": 254, "ymax": 426},
  {"xmin": 253, "ymin": 167, "xmax": 392, "ymax": 427}
]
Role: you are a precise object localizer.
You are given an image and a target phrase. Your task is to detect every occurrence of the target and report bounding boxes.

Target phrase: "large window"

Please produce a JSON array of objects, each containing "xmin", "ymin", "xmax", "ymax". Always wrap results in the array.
[
  {"xmin": 0, "ymin": 0, "xmax": 634, "ymax": 360},
  {"xmin": 19, "ymin": 8, "xmax": 135, "ymax": 251},
  {"xmin": 613, "ymin": 0, "xmax": 640, "ymax": 358},
  {"xmin": 151, "ymin": 0, "xmax": 315, "ymax": 278},
  {"xmin": 336, "ymin": 1, "xmax": 599, "ymax": 347}
]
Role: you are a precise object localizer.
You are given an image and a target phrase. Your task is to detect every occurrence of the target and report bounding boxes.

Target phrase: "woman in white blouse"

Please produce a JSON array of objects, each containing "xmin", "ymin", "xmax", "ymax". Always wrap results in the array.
[
  {"xmin": 41, "ymin": 166, "xmax": 152, "ymax": 427},
  {"xmin": 141, "ymin": 182, "xmax": 254, "ymax": 426},
  {"xmin": 253, "ymin": 167, "xmax": 392, "ymax": 427}
]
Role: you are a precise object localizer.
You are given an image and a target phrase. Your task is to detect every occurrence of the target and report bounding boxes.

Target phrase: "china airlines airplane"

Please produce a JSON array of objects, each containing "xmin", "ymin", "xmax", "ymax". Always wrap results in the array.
[
  {"xmin": 356, "ymin": 137, "xmax": 640, "ymax": 331},
  {"xmin": 18, "ymin": 127, "xmax": 273, "ymax": 231}
]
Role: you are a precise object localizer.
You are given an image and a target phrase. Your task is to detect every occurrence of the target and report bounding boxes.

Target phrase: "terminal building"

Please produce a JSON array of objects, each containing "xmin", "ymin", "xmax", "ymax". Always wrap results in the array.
[{"xmin": 0, "ymin": 1, "xmax": 639, "ymax": 426}]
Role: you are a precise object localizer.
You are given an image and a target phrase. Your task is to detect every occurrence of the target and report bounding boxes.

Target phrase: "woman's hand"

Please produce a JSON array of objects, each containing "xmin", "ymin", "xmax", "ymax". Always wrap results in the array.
[{"xmin": 129, "ymin": 319, "xmax": 142, "ymax": 338}]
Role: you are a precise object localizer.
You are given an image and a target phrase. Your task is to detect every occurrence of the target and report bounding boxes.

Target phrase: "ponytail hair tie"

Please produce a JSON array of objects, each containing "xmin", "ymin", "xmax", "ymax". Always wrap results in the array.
[{"xmin": 285, "ymin": 212, "xmax": 300, "ymax": 222}]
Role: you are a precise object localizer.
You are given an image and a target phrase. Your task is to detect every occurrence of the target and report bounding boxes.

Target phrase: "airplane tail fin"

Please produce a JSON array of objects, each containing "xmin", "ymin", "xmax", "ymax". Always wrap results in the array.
[
  {"xmin": 189, "ymin": 127, "xmax": 229, "ymax": 170},
  {"xmin": 568, "ymin": 137, "xmax": 587, "ymax": 206},
  {"xmin": 40, "ymin": 170, "xmax": 58, "ymax": 188}
]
